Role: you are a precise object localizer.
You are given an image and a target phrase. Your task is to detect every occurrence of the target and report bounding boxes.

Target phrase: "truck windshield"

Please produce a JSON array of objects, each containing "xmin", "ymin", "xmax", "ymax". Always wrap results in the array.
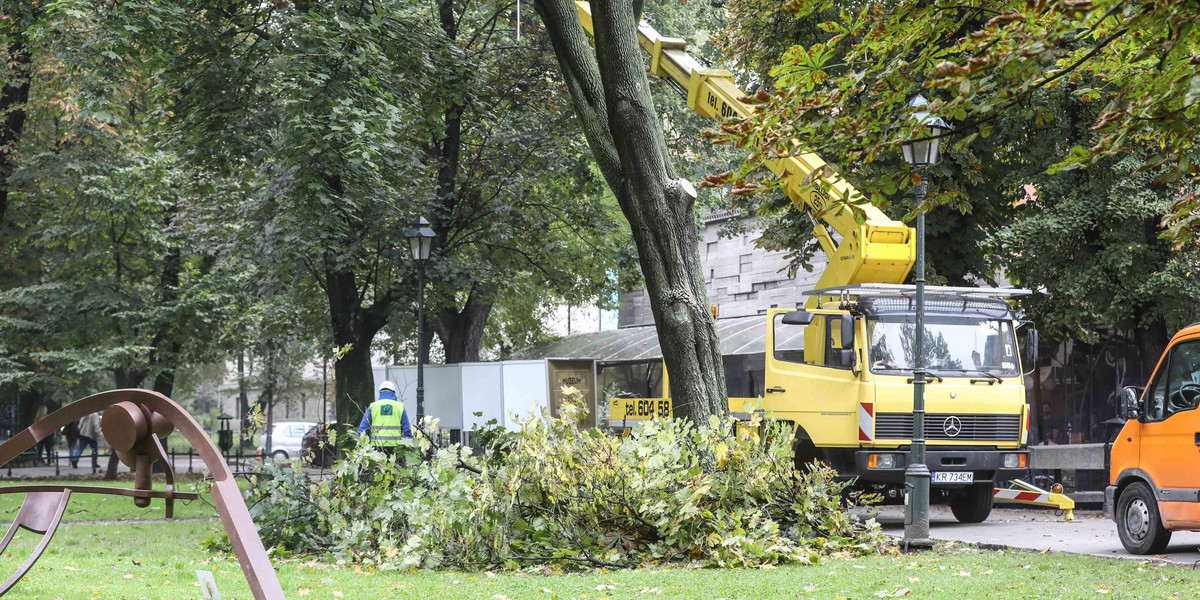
[{"xmin": 868, "ymin": 316, "xmax": 1019, "ymax": 377}]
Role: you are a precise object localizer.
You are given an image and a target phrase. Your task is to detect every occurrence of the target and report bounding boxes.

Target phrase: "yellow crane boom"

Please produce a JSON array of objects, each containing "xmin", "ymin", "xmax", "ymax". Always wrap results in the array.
[{"xmin": 574, "ymin": 2, "xmax": 915, "ymax": 305}]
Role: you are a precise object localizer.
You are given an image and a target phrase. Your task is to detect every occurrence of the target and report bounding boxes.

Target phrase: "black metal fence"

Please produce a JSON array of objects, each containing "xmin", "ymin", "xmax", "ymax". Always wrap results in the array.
[{"xmin": 3, "ymin": 446, "xmax": 276, "ymax": 477}]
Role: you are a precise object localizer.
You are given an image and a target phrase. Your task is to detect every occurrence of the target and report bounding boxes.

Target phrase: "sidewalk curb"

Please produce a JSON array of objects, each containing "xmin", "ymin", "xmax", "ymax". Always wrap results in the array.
[{"xmin": 931, "ymin": 537, "xmax": 1200, "ymax": 568}]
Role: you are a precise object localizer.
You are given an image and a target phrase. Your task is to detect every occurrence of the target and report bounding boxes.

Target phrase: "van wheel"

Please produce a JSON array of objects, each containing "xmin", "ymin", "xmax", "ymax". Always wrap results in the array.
[
  {"xmin": 271, "ymin": 449, "xmax": 289, "ymax": 460},
  {"xmin": 949, "ymin": 484, "xmax": 994, "ymax": 523},
  {"xmin": 1116, "ymin": 482, "xmax": 1172, "ymax": 555}
]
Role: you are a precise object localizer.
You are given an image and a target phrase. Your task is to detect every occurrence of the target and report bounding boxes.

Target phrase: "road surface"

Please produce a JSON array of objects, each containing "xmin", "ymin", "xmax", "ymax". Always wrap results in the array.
[{"xmin": 867, "ymin": 505, "xmax": 1200, "ymax": 565}]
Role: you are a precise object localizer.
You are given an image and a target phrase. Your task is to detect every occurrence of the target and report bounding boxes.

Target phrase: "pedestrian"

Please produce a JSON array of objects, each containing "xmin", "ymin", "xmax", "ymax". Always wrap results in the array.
[
  {"xmin": 72, "ymin": 411, "xmax": 102, "ymax": 470},
  {"xmin": 63, "ymin": 419, "xmax": 80, "ymax": 466},
  {"xmin": 356, "ymin": 380, "xmax": 412, "ymax": 453},
  {"xmin": 33, "ymin": 402, "xmax": 55, "ymax": 465}
]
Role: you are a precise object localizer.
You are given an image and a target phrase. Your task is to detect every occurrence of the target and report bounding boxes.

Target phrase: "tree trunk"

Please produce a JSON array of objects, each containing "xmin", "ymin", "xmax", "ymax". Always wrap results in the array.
[
  {"xmin": 435, "ymin": 289, "xmax": 493, "ymax": 363},
  {"xmin": 435, "ymin": 0, "xmax": 462, "ymax": 209},
  {"xmin": 262, "ymin": 350, "xmax": 275, "ymax": 456},
  {"xmin": 1134, "ymin": 318, "xmax": 1170, "ymax": 382},
  {"xmin": 113, "ymin": 367, "xmax": 140, "ymax": 389},
  {"xmin": 148, "ymin": 246, "xmax": 182, "ymax": 399},
  {"xmin": 104, "ymin": 451, "xmax": 119, "ymax": 480},
  {"xmin": 0, "ymin": 38, "xmax": 31, "ymax": 224},
  {"xmin": 535, "ymin": 0, "xmax": 726, "ymax": 420},
  {"xmin": 1029, "ymin": 349, "xmax": 1044, "ymax": 445},
  {"xmin": 332, "ymin": 339, "xmax": 375, "ymax": 429},
  {"xmin": 326, "ymin": 260, "xmax": 386, "ymax": 428},
  {"xmin": 151, "ymin": 371, "xmax": 176, "ymax": 399},
  {"xmin": 237, "ymin": 350, "xmax": 251, "ymax": 446}
]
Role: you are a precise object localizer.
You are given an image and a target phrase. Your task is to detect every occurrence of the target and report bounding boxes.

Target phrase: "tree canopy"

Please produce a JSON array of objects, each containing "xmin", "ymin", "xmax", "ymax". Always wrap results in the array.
[
  {"xmin": 0, "ymin": 0, "xmax": 636, "ymax": 429},
  {"xmin": 710, "ymin": 0, "xmax": 1199, "ymax": 350},
  {"xmin": 718, "ymin": 0, "xmax": 1200, "ymax": 237}
]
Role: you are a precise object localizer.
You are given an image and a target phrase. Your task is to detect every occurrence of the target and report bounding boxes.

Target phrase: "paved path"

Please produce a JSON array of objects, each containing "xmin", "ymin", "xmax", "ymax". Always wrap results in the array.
[{"xmin": 867, "ymin": 505, "xmax": 1200, "ymax": 565}]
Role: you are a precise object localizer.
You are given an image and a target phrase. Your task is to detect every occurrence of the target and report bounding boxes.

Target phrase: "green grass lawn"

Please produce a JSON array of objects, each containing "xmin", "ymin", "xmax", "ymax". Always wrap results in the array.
[
  {"xmin": 0, "ymin": 519, "xmax": 1197, "ymax": 600},
  {"xmin": 0, "ymin": 489, "xmax": 1198, "ymax": 599}
]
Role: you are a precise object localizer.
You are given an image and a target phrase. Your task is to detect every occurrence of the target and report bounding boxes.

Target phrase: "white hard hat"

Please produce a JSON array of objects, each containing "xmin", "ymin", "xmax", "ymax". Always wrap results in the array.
[{"xmin": 378, "ymin": 380, "xmax": 397, "ymax": 393}]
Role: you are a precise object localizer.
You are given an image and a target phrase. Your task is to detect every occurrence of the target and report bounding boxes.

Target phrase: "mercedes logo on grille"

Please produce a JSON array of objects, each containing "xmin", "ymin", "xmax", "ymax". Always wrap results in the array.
[{"xmin": 943, "ymin": 416, "xmax": 963, "ymax": 437}]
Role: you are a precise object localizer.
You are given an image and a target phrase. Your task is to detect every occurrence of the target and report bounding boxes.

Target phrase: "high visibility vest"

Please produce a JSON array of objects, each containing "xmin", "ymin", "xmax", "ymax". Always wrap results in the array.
[{"xmin": 368, "ymin": 399, "xmax": 406, "ymax": 446}]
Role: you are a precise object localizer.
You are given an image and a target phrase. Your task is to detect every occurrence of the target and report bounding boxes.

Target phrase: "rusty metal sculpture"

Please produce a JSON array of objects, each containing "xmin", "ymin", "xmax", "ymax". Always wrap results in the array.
[{"xmin": 0, "ymin": 389, "xmax": 285, "ymax": 599}]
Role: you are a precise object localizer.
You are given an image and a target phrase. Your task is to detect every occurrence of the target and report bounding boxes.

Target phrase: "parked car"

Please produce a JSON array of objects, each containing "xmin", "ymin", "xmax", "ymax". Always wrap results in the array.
[
  {"xmin": 259, "ymin": 421, "xmax": 317, "ymax": 460},
  {"xmin": 1108, "ymin": 322, "xmax": 1200, "ymax": 554},
  {"xmin": 302, "ymin": 422, "xmax": 337, "ymax": 467}
]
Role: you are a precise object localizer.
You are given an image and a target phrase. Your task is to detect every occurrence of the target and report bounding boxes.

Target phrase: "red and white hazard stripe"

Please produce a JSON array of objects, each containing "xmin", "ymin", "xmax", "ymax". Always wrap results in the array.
[
  {"xmin": 993, "ymin": 489, "xmax": 1049, "ymax": 504},
  {"xmin": 858, "ymin": 402, "xmax": 874, "ymax": 442}
]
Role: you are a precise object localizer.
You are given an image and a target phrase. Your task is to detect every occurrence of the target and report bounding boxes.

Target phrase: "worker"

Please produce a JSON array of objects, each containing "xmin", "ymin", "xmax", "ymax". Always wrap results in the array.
[{"xmin": 356, "ymin": 380, "xmax": 412, "ymax": 448}]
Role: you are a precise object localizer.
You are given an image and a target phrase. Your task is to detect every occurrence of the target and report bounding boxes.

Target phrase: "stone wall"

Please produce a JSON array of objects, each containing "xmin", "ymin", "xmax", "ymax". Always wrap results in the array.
[{"xmin": 618, "ymin": 214, "xmax": 827, "ymax": 327}]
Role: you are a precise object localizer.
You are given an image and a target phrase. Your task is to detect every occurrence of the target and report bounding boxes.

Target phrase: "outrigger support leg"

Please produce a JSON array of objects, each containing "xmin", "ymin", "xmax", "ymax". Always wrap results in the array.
[{"xmin": 993, "ymin": 479, "xmax": 1075, "ymax": 521}]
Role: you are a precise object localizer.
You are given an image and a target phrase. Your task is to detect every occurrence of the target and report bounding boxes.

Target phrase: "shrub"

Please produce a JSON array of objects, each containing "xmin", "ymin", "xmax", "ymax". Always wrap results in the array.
[{"xmin": 245, "ymin": 390, "xmax": 890, "ymax": 570}]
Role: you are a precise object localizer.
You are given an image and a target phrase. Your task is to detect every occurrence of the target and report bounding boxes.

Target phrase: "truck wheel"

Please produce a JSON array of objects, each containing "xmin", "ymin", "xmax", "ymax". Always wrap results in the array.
[
  {"xmin": 949, "ymin": 483, "xmax": 994, "ymax": 523},
  {"xmin": 1116, "ymin": 482, "xmax": 1172, "ymax": 555},
  {"xmin": 793, "ymin": 438, "xmax": 818, "ymax": 470}
]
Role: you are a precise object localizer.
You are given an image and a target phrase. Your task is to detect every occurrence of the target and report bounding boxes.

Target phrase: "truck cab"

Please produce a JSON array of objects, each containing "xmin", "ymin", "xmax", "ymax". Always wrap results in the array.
[{"xmin": 1108, "ymin": 322, "xmax": 1200, "ymax": 554}]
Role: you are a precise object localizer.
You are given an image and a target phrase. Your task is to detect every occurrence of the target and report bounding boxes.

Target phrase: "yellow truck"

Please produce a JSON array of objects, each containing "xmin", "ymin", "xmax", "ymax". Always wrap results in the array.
[
  {"xmin": 578, "ymin": 2, "xmax": 1051, "ymax": 522},
  {"xmin": 609, "ymin": 286, "xmax": 1035, "ymax": 522}
]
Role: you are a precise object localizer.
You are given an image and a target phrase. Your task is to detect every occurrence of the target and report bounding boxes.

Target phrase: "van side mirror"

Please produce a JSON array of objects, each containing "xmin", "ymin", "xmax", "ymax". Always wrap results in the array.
[
  {"xmin": 1023, "ymin": 327, "xmax": 1039, "ymax": 375},
  {"xmin": 1118, "ymin": 386, "xmax": 1142, "ymax": 420},
  {"xmin": 840, "ymin": 315, "xmax": 854, "ymax": 350},
  {"xmin": 781, "ymin": 311, "xmax": 813, "ymax": 325}
]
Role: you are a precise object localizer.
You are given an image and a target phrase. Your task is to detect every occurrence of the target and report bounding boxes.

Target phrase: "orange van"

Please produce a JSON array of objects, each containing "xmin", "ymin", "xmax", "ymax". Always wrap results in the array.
[{"xmin": 1108, "ymin": 322, "xmax": 1200, "ymax": 554}]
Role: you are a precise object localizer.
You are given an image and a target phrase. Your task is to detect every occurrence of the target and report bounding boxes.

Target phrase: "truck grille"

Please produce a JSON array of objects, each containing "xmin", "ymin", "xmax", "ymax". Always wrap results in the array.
[{"xmin": 874, "ymin": 413, "xmax": 1021, "ymax": 441}]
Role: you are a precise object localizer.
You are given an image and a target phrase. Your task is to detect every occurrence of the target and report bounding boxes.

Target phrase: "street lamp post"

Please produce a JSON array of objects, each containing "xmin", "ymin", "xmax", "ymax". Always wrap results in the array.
[
  {"xmin": 899, "ymin": 95, "xmax": 949, "ymax": 550},
  {"xmin": 404, "ymin": 216, "xmax": 436, "ymax": 424}
]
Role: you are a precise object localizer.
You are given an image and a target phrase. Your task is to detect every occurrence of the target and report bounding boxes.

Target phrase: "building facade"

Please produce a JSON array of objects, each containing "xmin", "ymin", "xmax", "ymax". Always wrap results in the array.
[{"xmin": 618, "ymin": 211, "xmax": 827, "ymax": 327}]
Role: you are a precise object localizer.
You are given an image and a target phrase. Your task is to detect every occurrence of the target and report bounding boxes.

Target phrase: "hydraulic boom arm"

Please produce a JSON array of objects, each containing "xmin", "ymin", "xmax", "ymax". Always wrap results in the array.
[{"xmin": 574, "ymin": 2, "xmax": 915, "ymax": 306}]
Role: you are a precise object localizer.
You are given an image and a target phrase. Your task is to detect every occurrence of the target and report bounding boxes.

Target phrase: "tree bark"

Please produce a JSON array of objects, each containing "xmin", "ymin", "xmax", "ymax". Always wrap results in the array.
[
  {"xmin": 148, "ymin": 246, "xmax": 183, "ymax": 398},
  {"xmin": 1135, "ymin": 318, "xmax": 1170, "ymax": 381},
  {"xmin": 113, "ymin": 367, "xmax": 139, "ymax": 389},
  {"xmin": 0, "ymin": 38, "xmax": 32, "ymax": 224},
  {"xmin": 262, "ymin": 349, "xmax": 275, "ymax": 455},
  {"xmin": 535, "ymin": 0, "xmax": 726, "ymax": 420},
  {"xmin": 435, "ymin": 288, "xmax": 493, "ymax": 363},
  {"xmin": 104, "ymin": 451, "xmax": 119, "ymax": 480},
  {"xmin": 326, "ymin": 260, "xmax": 386, "ymax": 428},
  {"xmin": 237, "ymin": 350, "xmax": 251, "ymax": 446},
  {"xmin": 1029, "ymin": 347, "xmax": 1044, "ymax": 445}
]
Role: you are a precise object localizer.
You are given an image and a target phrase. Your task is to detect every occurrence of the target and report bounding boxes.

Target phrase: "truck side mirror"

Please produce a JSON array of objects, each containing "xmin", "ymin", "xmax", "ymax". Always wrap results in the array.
[
  {"xmin": 781, "ymin": 310, "xmax": 813, "ymax": 325},
  {"xmin": 840, "ymin": 315, "xmax": 855, "ymax": 350},
  {"xmin": 1023, "ymin": 328, "xmax": 1039, "ymax": 375},
  {"xmin": 1118, "ymin": 386, "xmax": 1142, "ymax": 420}
]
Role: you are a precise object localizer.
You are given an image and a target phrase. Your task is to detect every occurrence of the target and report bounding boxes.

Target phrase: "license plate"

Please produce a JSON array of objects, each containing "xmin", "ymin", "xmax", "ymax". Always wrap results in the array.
[{"xmin": 932, "ymin": 472, "xmax": 974, "ymax": 484}]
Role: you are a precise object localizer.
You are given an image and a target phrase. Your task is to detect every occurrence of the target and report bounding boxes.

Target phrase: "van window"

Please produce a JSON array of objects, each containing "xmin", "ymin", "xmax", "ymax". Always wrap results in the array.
[
  {"xmin": 1145, "ymin": 340, "xmax": 1200, "ymax": 421},
  {"xmin": 772, "ymin": 313, "xmax": 805, "ymax": 364},
  {"xmin": 1165, "ymin": 341, "xmax": 1200, "ymax": 418},
  {"xmin": 1145, "ymin": 366, "xmax": 1168, "ymax": 421}
]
